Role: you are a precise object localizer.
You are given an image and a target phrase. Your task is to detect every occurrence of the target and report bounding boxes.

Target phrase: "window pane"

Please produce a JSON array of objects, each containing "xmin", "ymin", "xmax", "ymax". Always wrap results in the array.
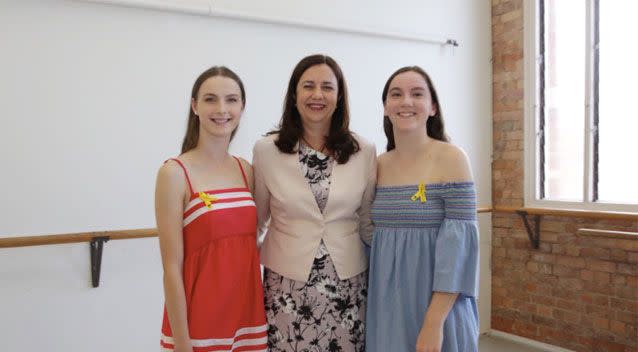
[
  {"xmin": 598, "ymin": 2, "xmax": 638, "ymax": 204},
  {"xmin": 542, "ymin": 0, "xmax": 586, "ymax": 201}
]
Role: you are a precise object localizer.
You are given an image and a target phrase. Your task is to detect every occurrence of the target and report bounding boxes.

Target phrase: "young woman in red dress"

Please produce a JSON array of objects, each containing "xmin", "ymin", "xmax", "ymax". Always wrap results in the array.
[{"xmin": 155, "ymin": 66, "xmax": 267, "ymax": 352}]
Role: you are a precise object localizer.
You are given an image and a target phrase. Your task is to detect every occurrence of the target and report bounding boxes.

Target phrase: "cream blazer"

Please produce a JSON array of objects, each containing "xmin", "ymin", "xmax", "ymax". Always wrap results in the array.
[{"xmin": 252, "ymin": 133, "xmax": 376, "ymax": 282}]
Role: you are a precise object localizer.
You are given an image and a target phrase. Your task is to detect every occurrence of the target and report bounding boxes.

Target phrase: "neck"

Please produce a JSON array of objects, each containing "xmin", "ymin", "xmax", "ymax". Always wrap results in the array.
[
  {"xmin": 193, "ymin": 134, "xmax": 231, "ymax": 163},
  {"xmin": 393, "ymin": 129, "xmax": 434, "ymax": 161},
  {"xmin": 301, "ymin": 122, "xmax": 330, "ymax": 150}
]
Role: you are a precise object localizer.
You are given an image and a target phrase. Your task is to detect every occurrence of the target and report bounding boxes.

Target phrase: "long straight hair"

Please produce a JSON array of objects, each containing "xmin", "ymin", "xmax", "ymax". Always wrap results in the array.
[
  {"xmin": 382, "ymin": 66, "xmax": 448, "ymax": 151},
  {"xmin": 268, "ymin": 54, "xmax": 359, "ymax": 164},
  {"xmin": 181, "ymin": 66, "xmax": 246, "ymax": 154}
]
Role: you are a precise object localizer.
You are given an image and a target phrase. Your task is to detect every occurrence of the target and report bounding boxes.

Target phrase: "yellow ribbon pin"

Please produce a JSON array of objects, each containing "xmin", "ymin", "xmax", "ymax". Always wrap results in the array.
[
  {"xmin": 411, "ymin": 183, "xmax": 427, "ymax": 203},
  {"xmin": 198, "ymin": 192, "xmax": 218, "ymax": 208}
]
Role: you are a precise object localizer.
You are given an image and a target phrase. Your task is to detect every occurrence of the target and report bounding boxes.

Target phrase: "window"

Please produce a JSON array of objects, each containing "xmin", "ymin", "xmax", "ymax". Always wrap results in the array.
[{"xmin": 524, "ymin": 0, "xmax": 638, "ymax": 211}]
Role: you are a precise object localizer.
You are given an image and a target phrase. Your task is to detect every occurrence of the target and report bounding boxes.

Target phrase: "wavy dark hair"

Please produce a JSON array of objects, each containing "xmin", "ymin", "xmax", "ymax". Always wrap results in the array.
[
  {"xmin": 382, "ymin": 66, "xmax": 448, "ymax": 151},
  {"xmin": 181, "ymin": 66, "xmax": 246, "ymax": 154},
  {"xmin": 267, "ymin": 54, "xmax": 359, "ymax": 164}
]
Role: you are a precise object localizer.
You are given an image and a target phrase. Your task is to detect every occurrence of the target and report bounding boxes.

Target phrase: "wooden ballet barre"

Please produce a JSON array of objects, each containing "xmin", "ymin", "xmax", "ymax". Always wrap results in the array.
[
  {"xmin": 0, "ymin": 228, "xmax": 156, "ymax": 288},
  {"xmin": 493, "ymin": 205, "xmax": 638, "ymax": 221},
  {"xmin": 577, "ymin": 228, "xmax": 638, "ymax": 241},
  {"xmin": 492, "ymin": 206, "xmax": 638, "ymax": 249},
  {"xmin": 0, "ymin": 228, "xmax": 157, "ymax": 248},
  {"xmin": 0, "ymin": 208, "xmax": 492, "ymax": 287}
]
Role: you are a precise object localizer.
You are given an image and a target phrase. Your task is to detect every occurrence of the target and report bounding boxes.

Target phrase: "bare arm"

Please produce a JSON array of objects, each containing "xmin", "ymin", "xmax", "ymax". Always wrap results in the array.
[
  {"xmin": 238, "ymin": 157, "xmax": 254, "ymax": 194},
  {"xmin": 417, "ymin": 145, "xmax": 474, "ymax": 352},
  {"xmin": 252, "ymin": 143, "xmax": 271, "ymax": 246},
  {"xmin": 156, "ymin": 162, "xmax": 192, "ymax": 352},
  {"xmin": 358, "ymin": 144, "xmax": 377, "ymax": 246},
  {"xmin": 416, "ymin": 292, "xmax": 458, "ymax": 352}
]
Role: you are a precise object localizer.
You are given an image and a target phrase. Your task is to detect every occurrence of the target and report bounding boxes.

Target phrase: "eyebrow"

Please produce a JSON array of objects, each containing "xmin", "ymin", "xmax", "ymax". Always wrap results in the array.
[
  {"xmin": 389, "ymin": 86, "xmax": 426, "ymax": 92},
  {"xmin": 201, "ymin": 93, "xmax": 240, "ymax": 97},
  {"xmin": 302, "ymin": 80, "xmax": 335, "ymax": 85}
]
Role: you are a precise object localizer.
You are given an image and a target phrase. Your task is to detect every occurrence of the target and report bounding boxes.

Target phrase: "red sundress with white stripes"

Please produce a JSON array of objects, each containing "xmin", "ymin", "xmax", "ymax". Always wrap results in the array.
[{"xmin": 160, "ymin": 157, "xmax": 267, "ymax": 352}]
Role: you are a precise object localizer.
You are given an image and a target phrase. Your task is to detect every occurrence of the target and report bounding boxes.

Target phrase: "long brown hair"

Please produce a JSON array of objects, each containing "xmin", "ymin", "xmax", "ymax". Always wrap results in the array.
[
  {"xmin": 268, "ymin": 54, "xmax": 359, "ymax": 164},
  {"xmin": 382, "ymin": 66, "xmax": 448, "ymax": 151},
  {"xmin": 181, "ymin": 66, "xmax": 246, "ymax": 154}
]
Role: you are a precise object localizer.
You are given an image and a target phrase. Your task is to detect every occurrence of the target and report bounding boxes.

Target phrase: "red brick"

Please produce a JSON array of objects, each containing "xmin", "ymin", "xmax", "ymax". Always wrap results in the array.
[
  {"xmin": 541, "ymin": 220, "xmax": 566, "ymax": 233},
  {"xmin": 532, "ymin": 253, "xmax": 556, "ymax": 264},
  {"xmin": 556, "ymin": 256, "xmax": 586, "ymax": 269},
  {"xmin": 587, "ymin": 259, "xmax": 617, "ymax": 273},
  {"xmin": 581, "ymin": 270, "xmax": 594, "ymax": 281},
  {"xmin": 537, "ymin": 304, "xmax": 553, "ymax": 318},
  {"xmin": 610, "ymin": 320, "xmax": 626, "ymax": 335},
  {"xmin": 610, "ymin": 249, "xmax": 627, "ymax": 262},
  {"xmin": 593, "ymin": 271, "xmax": 611, "ymax": 284},
  {"xmin": 553, "ymin": 265, "xmax": 578, "ymax": 277},
  {"xmin": 617, "ymin": 263, "xmax": 637, "ymax": 276},
  {"xmin": 531, "ymin": 294, "xmax": 556, "ymax": 306},
  {"xmin": 615, "ymin": 286, "xmax": 638, "ymax": 300},
  {"xmin": 615, "ymin": 311, "xmax": 637, "ymax": 325},
  {"xmin": 581, "ymin": 247, "xmax": 611, "ymax": 260},
  {"xmin": 610, "ymin": 298, "xmax": 638, "ymax": 312},
  {"xmin": 593, "ymin": 317, "xmax": 610, "ymax": 330}
]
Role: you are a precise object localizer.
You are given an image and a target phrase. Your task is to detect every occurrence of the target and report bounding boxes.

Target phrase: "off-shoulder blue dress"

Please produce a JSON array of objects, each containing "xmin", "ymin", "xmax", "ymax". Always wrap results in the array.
[{"xmin": 366, "ymin": 182, "xmax": 479, "ymax": 352}]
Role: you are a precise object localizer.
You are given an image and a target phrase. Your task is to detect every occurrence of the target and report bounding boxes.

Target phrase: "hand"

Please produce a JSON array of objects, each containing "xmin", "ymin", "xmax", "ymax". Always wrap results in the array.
[
  {"xmin": 173, "ymin": 339, "xmax": 193, "ymax": 352},
  {"xmin": 416, "ymin": 319, "xmax": 443, "ymax": 352}
]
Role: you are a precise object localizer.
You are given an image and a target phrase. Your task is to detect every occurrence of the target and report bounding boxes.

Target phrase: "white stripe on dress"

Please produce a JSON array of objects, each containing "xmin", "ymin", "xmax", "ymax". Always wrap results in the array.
[
  {"xmin": 161, "ymin": 324, "xmax": 268, "ymax": 350},
  {"xmin": 183, "ymin": 199, "xmax": 256, "ymax": 227},
  {"xmin": 185, "ymin": 191, "xmax": 253, "ymax": 212}
]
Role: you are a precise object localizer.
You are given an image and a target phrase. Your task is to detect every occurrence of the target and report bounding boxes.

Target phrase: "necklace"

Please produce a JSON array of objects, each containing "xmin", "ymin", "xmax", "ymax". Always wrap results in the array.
[{"xmin": 300, "ymin": 135, "xmax": 326, "ymax": 153}]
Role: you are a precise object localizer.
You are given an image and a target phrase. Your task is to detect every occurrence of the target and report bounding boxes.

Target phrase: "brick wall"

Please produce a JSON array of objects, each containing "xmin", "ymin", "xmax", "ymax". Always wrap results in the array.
[{"xmin": 491, "ymin": 1, "xmax": 638, "ymax": 351}]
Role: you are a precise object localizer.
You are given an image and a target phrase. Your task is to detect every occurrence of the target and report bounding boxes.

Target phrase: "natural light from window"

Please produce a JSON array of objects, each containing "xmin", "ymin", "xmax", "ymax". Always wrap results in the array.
[{"xmin": 598, "ymin": 1, "xmax": 638, "ymax": 204}]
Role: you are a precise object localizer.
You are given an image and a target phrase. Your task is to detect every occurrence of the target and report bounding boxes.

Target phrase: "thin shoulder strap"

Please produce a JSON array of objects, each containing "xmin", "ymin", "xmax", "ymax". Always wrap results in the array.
[
  {"xmin": 233, "ymin": 156, "xmax": 249, "ymax": 189},
  {"xmin": 165, "ymin": 158, "xmax": 195, "ymax": 194}
]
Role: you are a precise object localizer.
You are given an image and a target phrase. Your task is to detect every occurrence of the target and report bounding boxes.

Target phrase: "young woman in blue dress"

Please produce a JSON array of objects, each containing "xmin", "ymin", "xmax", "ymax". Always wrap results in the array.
[{"xmin": 365, "ymin": 66, "xmax": 479, "ymax": 352}]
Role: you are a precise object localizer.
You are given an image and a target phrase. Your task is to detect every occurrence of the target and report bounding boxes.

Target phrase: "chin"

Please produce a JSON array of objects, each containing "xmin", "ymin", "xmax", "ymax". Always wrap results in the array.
[{"xmin": 393, "ymin": 123, "xmax": 422, "ymax": 132}]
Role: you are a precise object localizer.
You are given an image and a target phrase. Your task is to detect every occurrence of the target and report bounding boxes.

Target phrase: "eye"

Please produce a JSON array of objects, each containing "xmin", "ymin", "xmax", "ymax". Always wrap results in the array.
[
  {"xmin": 322, "ymin": 85, "xmax": 335, "ymax": 91},
  {"xmin": 204, "ymin": 97, "xmax": 215, "ymax": 102},
  {"xmin": 227, "ymin": 97, "xmax": 239, "ymax": 103},
  {"xmin": 390, "ymin": 92, "xmax": 401, "ymax": 98},
  {"xmin": 413, "ymin": 92, "xmax": 424, "ymax": 97},
  {"xmin": 303, "ymin": 83, "xmax": 314, "ymax": 89}
]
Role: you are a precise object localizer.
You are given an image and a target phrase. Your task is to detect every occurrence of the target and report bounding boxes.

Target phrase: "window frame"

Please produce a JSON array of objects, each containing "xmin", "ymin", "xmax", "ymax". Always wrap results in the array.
[{"xmin": 523, "ymin": 0, "xmax": 638, "ymax": 213}]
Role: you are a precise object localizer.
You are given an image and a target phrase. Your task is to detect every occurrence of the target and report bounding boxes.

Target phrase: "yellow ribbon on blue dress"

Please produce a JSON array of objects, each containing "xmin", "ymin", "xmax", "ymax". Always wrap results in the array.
[
  {"xmin": 411, "ymin": 183, "xmax": 427, "ymax": 203},
  {"xmin": 198, "ymin": 192, "xmax": 218, "ymax": 208}
]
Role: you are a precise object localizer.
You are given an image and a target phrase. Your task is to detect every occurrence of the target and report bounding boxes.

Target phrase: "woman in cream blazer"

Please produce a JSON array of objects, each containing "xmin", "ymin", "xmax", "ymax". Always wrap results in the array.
[{"xmin": 252, "ymin": 54, "xmax": 376, "ymax": 352}]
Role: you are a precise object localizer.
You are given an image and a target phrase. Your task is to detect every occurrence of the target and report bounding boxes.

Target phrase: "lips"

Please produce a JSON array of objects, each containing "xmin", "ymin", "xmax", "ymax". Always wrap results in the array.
[
  {"xmin": 306, "ymin": 103, "xmax": 326, "ymax": 111},
  {"xmin": 210, "ymin": 117, "xmax": 232, "ymax": 125},
  {"xmin": 397, "ymin": 112, "xmax": 416, "ymax": 117}
]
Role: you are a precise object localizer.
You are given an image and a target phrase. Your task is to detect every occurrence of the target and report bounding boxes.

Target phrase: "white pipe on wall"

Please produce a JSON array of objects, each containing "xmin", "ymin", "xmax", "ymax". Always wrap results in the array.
[{"xmin": 80, "ymin": 0, "xmax": 459, "ymax": 46}]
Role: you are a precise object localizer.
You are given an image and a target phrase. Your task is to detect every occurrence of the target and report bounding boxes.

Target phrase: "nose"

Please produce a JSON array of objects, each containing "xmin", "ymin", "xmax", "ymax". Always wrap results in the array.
[
  {"xmin": 400, "ymin": 94, "xmax": 413, "ymax": 106},
  {"xmin": 311, "ymin": 87, "xmax": 323, "ymax": 99},
  {"xmin": 216, "ymin": 100, "xmax": 228, "ymax": 114}
]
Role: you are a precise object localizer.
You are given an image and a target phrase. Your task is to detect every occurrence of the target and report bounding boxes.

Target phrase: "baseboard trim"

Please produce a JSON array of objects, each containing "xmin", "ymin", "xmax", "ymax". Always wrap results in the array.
[{"xmin": 485, "ymin": 330, "xmax": 575, "ymax": 352}]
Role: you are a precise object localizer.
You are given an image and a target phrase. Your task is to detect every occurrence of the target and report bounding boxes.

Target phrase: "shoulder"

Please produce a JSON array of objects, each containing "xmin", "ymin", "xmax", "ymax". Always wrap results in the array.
[
  {"xmin": 156, "ymin": 159, "xmax": 188, "ymax": 191},
  {"xmin": 377, "ymin": 150, "xmax": 394, "ymax": 167},
  {"xmin": 352, "ymin": 133, "xmax": 376, "ymax": 155},
  {"xmin": 436, "ymin": 143, "xmax": 473, "ymax": 181},
  {"xmin": 253, "ymin": 134, "xmax": 278, "ymax": 153},
  {"xmin": 236, "ymin": 157, "xmax": 253, "ymax": 175}
]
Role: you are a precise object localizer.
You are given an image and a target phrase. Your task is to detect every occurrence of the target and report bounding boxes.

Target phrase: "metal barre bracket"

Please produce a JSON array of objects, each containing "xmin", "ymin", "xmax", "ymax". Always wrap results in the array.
[
  {"xmin": 516, "ymin": 210, "xmax": 541, "ymax": 249},
  {"xmin": 90, "ymin": 236, "xmax": 110, "ymax": 287}
]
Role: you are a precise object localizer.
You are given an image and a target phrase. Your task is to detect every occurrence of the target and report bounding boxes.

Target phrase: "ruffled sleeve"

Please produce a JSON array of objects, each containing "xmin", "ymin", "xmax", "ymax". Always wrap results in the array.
[{"xmin": 432, "ymin": 183, "xmax": 479, "ymax": 297}]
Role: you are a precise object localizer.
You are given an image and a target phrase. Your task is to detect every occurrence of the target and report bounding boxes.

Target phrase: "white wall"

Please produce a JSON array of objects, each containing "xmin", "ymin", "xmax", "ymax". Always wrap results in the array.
[{"xmin": 0, "ymin": 0, "xmax": 492, "ymax": 350}]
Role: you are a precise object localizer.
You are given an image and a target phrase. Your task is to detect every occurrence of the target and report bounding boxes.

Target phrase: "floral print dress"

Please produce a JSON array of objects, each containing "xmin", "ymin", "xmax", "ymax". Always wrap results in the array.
[{"xmin": 262, "ymin": 142, "xmax": 367, "ymax": 352}]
